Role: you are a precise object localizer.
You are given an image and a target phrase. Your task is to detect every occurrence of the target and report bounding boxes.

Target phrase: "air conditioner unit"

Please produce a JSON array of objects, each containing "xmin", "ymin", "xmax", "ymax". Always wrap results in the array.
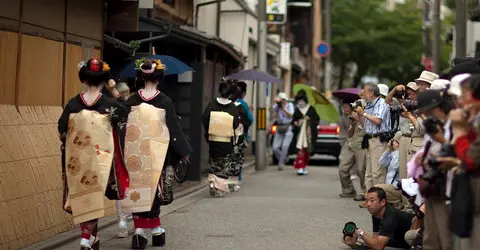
[{"xmin": 268, "ymin": 35, "xmax": 281, "ymax": 43}]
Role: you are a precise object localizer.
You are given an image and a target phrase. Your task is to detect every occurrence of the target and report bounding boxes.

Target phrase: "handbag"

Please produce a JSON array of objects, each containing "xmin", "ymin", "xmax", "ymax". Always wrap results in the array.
[{"xmin": 277, "ymin": 124, "xmax": 290, "ymax": 134}]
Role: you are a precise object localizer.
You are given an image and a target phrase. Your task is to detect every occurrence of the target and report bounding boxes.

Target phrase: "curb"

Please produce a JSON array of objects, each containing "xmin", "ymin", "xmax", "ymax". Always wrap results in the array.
[{"xmin": 22, "ymin": 160, "xmax": 255, "ymax": 250}]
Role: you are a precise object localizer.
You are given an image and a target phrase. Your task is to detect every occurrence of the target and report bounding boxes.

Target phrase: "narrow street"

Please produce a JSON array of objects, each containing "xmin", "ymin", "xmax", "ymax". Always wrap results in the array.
[{"xmin": 29, "ymin": 162, "xmax": 371, "ymax": 250}]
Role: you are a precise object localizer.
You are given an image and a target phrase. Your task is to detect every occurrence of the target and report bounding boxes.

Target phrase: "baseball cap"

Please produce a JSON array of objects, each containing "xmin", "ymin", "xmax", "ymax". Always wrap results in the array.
[
  {"xmin": 415, "ymin": 90, "xmax": 444, "ymax": 114},
  {"xmin": 429, "ymin": 79, "xmax": 450, "ymax": 90}
]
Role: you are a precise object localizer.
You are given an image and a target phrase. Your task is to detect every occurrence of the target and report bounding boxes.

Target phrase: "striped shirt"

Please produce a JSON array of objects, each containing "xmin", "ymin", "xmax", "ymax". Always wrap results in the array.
[{"xmin": 364, "ymin": 97, "xmax": 391, "ymax": 135}]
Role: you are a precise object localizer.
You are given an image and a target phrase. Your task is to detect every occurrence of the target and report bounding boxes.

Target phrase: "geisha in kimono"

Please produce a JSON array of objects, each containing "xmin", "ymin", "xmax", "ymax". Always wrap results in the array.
[
  {"xmin": 122, "ymin": 59, "xmax": 191, "ymax": 249},
  {"xmin": 201, "ymin": 79, "xmax": 240, "ymax": 197},
  {"xmin": 58, "ymin": 58, "xmax": 130, "ymax": 250},
  {"xmin": 290, "ymin": 93, "xmax": 319, "ymax": 175},
  {"xmin": 228, "ymin": 82, "xmax": 253, "ymax": 192}
]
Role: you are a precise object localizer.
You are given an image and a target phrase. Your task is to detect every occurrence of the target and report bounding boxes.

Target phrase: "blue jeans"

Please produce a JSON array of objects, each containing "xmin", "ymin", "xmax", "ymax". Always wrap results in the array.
[{"xmin": 272, "ymin": 128, "xmax": 294, "ymax": 166}]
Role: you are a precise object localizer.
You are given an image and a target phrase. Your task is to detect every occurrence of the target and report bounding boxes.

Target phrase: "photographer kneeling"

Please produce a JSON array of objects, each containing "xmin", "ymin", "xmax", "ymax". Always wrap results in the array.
[{"xmin": 343, "ymin": 187, "xmax": 414, "ymax": 250}]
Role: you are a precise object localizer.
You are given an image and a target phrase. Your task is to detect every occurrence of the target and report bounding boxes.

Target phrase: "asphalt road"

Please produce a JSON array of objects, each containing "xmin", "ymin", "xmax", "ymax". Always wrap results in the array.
[{"xmin": 48, "ymin": 163, "xmax": 370, "ymax": 250}]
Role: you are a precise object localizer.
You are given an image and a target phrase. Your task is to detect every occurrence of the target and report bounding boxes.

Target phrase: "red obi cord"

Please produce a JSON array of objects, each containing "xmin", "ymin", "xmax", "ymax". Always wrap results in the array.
[{"xmin": 133, "ymin": 216, "xmax": 161, "ymax": 229}]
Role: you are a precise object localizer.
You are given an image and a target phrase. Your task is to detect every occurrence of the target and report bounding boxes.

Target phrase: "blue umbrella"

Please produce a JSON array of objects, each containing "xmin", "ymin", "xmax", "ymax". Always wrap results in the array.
[
  {"xmin": 118, "ymin": 55, "xmax": 193, "ymax": 78},
  {"xmin": 227, "ymin": 69, "xmax": 283, "ymax": 84}
]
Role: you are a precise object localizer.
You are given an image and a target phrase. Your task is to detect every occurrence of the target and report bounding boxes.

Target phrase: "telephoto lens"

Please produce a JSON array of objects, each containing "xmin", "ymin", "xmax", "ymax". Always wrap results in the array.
[{"xmin": 343, "ymin": 221, "xmax": 357, "ymax": 239}]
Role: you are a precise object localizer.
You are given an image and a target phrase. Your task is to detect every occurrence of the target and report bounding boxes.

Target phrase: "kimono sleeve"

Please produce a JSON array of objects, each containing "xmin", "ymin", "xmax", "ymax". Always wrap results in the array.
[
  {"xmin": 201, "ymin": 102, "xmax": 212, "ymax": 132},
  {"xmin": 164, "ymin": 100, "xmax": 192, "ymax": 157},
  {"xmin": 308, "ymin": 107, "xmax": 320, "ymax": 125},
  {"xmin": 239, "ymin": 105, "xmax": 252, "ymax": 131},
  {"xmin": 58, "ymin": 101, "xmax": 74, "ymax": 142},
  {"xmin": 291, "ymin": 108, "xmax": 302, "ymax": 125},
  {"xmin": 231, "ymin": 105, "xmax": 240, "ymax": 129}
]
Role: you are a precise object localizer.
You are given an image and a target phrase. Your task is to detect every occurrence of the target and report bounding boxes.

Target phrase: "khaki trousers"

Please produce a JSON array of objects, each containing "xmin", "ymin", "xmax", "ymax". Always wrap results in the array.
[
  {"xmin": 375, "ymin": 184, "xmax": 402, "ymax": 204},
  {"xmin": 423, "ymin": 197, "xmax": 453, "ymax": 250},
  {"xmin": 365, "ymin": 137, "xmax": 387, "ymax": 190},
  {"xmin": 338, "ymin": 143, "xmax": 366, "ymax": 194}
]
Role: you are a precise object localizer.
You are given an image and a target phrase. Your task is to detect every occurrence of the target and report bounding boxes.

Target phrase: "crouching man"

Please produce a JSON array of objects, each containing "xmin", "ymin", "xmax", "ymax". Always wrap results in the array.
[{"xmin": 343, "ymin": 187, "xmax": 413, "ymax": 249}]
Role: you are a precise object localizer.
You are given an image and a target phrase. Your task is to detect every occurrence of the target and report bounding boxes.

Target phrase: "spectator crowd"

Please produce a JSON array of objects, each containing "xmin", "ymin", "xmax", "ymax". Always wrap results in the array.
[{"xmin": 337, "ymin": 57, "xmax": 480, "ymax": 250}]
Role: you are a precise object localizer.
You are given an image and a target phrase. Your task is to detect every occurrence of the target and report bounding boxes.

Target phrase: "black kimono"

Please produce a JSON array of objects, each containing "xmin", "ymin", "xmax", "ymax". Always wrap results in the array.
[
  {"xmin": 58, "ymin": 93, "xmax": 130, "ymax": 213},
  {"xmin": 288, "ymin": 106, "xmax": 320, "ymax": 154},
  {"xmin": 127, "ymin": 91, "xmax": 192, "ymax": 219},
  {"xmin": 201, "ymin": 98, "xmax": 240, "ymax": 179}
]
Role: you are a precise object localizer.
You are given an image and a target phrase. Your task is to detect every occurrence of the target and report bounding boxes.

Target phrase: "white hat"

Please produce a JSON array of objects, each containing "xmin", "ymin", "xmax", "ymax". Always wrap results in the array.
[
  {"xmin": 415, "ymin": 71, "xmax": 439, "ymax": 85},
  {"xmin": 429, "ymin": 79, "xmax": 450, "ymax": 90},
  {"xmin": 115, "ymin": 82, "xmax": 130, "ymax": 93},
  {"xmin": 277, "ymin": 92, "xmax": 288, "ymax": 100},
  {"xmin": 377, "ymin": 84, "xmax": 389, "ymax": 96},
  {"xmin": 449, "ymin": 73, "xmax": 471, "ymax": 97},
  {"xmin": 406, "ymin": 82, "xmax": 419, "ymax": 91}
]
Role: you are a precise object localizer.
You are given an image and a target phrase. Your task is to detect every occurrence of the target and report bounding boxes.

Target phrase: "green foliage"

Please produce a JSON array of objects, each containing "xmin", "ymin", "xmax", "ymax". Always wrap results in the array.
[
  {"xmin": 129, "ymin": 40, "xmax": 141, "ymax": 50},
  {"xmin": 135, "ymin": 57, "xmax": 147, "ymax": 69},
  {"xmin": 330, "ymin": 0, "xmax": 451, "ymax": 85}
]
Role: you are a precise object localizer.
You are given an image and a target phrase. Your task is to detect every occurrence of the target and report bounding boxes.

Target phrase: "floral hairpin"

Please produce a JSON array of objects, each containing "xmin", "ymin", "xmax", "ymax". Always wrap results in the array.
[{"xmin": 102, "ymin": 62, "xmax": 110, "ymax": 72}]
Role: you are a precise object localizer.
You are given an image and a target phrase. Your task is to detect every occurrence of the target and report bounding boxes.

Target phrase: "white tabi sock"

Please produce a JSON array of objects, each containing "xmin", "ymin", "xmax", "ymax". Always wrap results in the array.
[
  {"xmin": 88, "ymin": 235, "xmax": 96, "ymax": 246},
  {"xmin": 152, "ymin": 226, "xmax": 165, "ymax": 235},
  {"xmin": 80, "ymin": 238, "xmax": 91, "ymax": 247},
  {"xmin": 134, "ymin": 228, "xmax": 147, "ymax": 238}
]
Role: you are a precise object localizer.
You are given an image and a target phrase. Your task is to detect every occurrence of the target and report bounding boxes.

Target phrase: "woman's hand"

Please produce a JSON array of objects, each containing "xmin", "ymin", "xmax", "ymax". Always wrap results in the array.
[
  {"xmin": 182, "ymin": 155, "xmax": 190, "ymax": 163},
  {"xmin": 304, "ymin": 115, "xmax": 310, "ymax": 121}
]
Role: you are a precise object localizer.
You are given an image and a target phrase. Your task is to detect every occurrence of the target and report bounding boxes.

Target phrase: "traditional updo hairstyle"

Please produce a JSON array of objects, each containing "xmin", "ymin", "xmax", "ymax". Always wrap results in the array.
[
  {"xmin": 78, "ymin": 58, "xmax": 112, "ymax": 86},
  {"xmin": 136, "ymin": 59, "xmax": 165, "ymax": 83},
  {"xmin": 218, "ymin": 78, "xmax": 237, "ymax": 99}
]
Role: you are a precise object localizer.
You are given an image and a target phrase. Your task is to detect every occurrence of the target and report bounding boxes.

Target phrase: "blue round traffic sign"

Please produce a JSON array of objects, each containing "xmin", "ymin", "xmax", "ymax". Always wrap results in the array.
[{"xmin": 317, "ymin": 42, "xmax": 330, "ymax": 57}]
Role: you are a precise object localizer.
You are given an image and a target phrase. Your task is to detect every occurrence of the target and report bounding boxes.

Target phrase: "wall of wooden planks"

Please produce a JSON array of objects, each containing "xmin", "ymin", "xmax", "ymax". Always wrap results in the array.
[
  {"xmin": 0, "ymin": 0, "xmax": 108, "ymax": 249},
  {"xmin": 0, "ymin": 106, "xmax": 116, "ymax": 250}
]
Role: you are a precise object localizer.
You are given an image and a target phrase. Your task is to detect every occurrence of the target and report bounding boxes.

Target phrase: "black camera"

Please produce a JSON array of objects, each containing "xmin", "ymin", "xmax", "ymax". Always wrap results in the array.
[
  {"xmin": 422, "ymin": 116, "xmax": 444, "ymax": 135},
  {"xmin": 421, "ymin": 143, "xmax": 456, "ymax": 183},
  {"xmin": 343, "ymin": 221, "xmax": 357, "ymax": 239},
  {"xmin": 403, "ymin": 100, "xmax": 418, "ymax": 111},
  {"xmin": 394, "ymin": 89, "xmax": 406, "ymax": 100},
  {"xmin": 351, "ymin": 100, "xmax": 363, "ymax": 109}
]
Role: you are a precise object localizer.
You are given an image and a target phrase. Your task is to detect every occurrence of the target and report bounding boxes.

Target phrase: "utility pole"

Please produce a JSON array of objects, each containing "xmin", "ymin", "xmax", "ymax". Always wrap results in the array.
[
  {"xmin": 255, "ymin": 0, "xmax": 267, "ymax": 171},
  {"xmin": 423, "ymin": 0, "xmax": 432, "ymax": 58},
  {"xmin": 432, "ymin": 0, "xmax": 441, "ymax": 73},
  {"xmin": 324, "ymin": 0, "xmax": 332, "ymax": 97},
  {"xmin": 455, "ymin": 0, "xmax": 467, "ymax": 57}
]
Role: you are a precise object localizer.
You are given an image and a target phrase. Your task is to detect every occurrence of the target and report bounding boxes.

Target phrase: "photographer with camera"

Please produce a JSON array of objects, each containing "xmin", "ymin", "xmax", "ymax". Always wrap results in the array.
[
  {"xmin": 338, "ymin": 103, "xmax": 367, "ymax": 200},
  {"xmin": 413, "ymin": 89, "xmax": 455, "ymax": 250},
  {"xmin": 385, "ymin": 82, "xmax": 424, "ymax": 211},
  {"xmin": 355, "ymin": 83, "xmax": 392, "ymax": 208},
  {"xmin": 272, "ymin": 92, "xmax": 295, "ymax": 171},
  {"xmin": 342, "ymin": 187, "xmax": 414, "ymax": 250}
]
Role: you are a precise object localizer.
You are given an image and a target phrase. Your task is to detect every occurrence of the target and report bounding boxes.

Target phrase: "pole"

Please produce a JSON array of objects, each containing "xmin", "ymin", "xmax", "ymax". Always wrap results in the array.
[
  {"xmin": 432, "ymin": 0, "xmax": 441, "ymax": 73},
  {"xmin": 423, "ymin": 0, "xmax": 431, "ymax": 58},
  {"xmin": 216, "ymin": 0, "xmax": 221, "ymax": 36},
  {"xmin": 455, "ymin": 0, "xmax": 467, "ymax": 58},
  {"xmin": 324, "ymin": 0, "xmax": 332, "ymax": 97},
  {"xmin": 256, "ymin": 0, "xmax": 267, "ymax": 171}
]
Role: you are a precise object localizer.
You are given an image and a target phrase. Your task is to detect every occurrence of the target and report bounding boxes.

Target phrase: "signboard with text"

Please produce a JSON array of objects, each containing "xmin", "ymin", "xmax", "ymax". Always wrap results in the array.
[{"xmin": 266, "ymin": 0, "xmax": 287, "ymax": 24}]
